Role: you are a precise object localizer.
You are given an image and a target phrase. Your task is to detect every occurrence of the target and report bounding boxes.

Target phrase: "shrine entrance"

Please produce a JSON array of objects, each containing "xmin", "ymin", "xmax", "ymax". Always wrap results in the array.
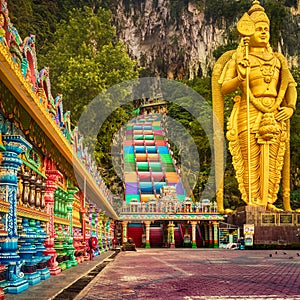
[{"xmin": 124, "ymin": 219, "xmax": 222, "ymax": 249}]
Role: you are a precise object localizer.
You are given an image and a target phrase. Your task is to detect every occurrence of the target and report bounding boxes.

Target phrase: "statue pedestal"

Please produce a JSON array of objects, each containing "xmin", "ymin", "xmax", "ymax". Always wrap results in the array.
[{"xmin": 227, "ymin": 206, "xmax": 300, "ymax": 246}]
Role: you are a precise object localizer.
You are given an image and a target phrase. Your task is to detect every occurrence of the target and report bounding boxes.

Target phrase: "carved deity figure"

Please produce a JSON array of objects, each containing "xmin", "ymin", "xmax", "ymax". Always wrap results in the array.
[
  {"xmin": 213, "ymin": 1, "xmax": 297, "ymax": 212},
  {"xmin": 0, "ymin": 11, "xmax": 7, "ymax": 46}
]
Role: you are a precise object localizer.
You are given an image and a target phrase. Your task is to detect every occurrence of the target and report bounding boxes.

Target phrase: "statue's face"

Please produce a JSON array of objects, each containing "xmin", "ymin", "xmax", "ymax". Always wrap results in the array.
[{"xmin": 249, "ymin": 21, "xmax": 270, "ymax": 47}]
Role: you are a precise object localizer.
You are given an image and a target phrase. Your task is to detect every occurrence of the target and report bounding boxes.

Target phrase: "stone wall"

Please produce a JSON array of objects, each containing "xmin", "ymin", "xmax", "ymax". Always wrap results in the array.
[
  {"xmin": 226, "ymin": 206, "xmax": 300, "ymax": 245},
  {"xmin": 253, "ymin": 226, "xmax": 299, "ymax": 245}
]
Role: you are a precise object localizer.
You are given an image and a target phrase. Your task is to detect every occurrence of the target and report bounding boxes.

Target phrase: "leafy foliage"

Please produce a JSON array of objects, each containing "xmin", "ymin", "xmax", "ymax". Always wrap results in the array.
[
  {"xmin": 163, "ymin": 77, "xmax": 214, "ymax": 201},
  {"xmin": 41, "ymin": 6, "xmax": 139, "ymax": 121}
]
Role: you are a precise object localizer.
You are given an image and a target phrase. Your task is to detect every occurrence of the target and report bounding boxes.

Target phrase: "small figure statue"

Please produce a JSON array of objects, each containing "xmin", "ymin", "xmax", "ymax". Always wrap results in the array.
[
  {"xmin": 54, "ymin": 94, "xmax": 64, "ymax": 127},
  {"xmin": 0, "ymin": 11, "xmax": 7, "ymax": 46},
  {"xmin": 62, "ymin": 111, "xmax": 73, "ymax": 143},
  {"xmin": 213, "ymin": 1, "xmax": 297, "ymax": 212}
]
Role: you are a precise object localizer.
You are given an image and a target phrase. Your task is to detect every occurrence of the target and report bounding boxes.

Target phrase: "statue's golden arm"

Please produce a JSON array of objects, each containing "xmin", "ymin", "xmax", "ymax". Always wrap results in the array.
[{"xmin": 221, "ymin": 59, "xmax": 243, "ymax": 95}]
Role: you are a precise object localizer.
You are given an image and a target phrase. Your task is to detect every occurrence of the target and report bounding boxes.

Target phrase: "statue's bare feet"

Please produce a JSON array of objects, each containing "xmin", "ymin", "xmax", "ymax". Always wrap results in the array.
[{"xmin": 267, "ymin": 203, "xmax": 283, "ymax": 212}]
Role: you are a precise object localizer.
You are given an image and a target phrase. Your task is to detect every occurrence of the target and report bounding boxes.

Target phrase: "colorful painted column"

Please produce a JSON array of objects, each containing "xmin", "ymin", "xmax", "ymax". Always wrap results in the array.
[
  {"xmin": 191, "ymin": 221, "xmax": 197, "ymax": 248},
  {"xmin": 31, "ymin": 220, "xmax": 51, "ymax": 280},
  {"xmin": 44, "ymin": 166, "xmax": 61, "ymax": 275},
  {"xmin": 66, "ymin": 186, "xmax": 78, "ymax": 266},
  {"xmin": 98, "ymin": 212, "xmax": 104, "ymax": 253},
  {"xmin": 72, "ymin": 228, "xmax": 80, "ymax": 264},
  {"xmin": 0, "ymin": 136, "xmax": 7, "ymax": 298},
  {"xmin": 212, "ymin": 221, "xmax": 219, "ymax": 248},
  {"xmin": 110, "ymin": 220, "xmax": 114, "ymax": 249},
  {"xmin": 209, "ymin": 222, "xmax": 213, "ymax": 248},
  {"xmin": 122, "ymin": 221, "xmax": 128, "ymax": 243},
  {"xmin": 88, "ymin": 204, "xmax": 95, "ymax": 259},
  {"xmin": 63, "ymin": 225, "xmax": 74, "ymax": 268},
  {"xmin": 88, "ymin": 204, "xmax": 93, "ymax": 238},
  {"xmin": 94, "ymin": 209, "xmax": 100, "ymax": 256},
  {"xmin": 144, "ymin": 221, "xmax": 151, "ymax": 248},
  {"xmin": 80, "ymin": 194, "xmax": 88, "ymax": 260},
  {"xmin": 106, "ymin": 219, "xmax": 111, "ymax": 250},
  {"xmin": 54, "ymin": 224, "xmax": 67, "ymax": 270},
  {"xmin": 167, "ymin": 221, "xmax": 175, "ymax": 248},
  {"xmin": 18, "ymin": 218, "xmax": 41, "ymax": 286},
  {"xmin": 0, "ymin": 264, "xmax": 5, "ymax": 299},
  {"xmin": 0, "ymin": 135, "xmax": 31, "ymax": 294}
]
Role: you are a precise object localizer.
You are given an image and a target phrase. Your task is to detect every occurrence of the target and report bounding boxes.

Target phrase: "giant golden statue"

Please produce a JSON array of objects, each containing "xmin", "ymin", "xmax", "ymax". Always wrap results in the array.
[{"xmin": 212, "ymin": 0, "xmax": 297, "ymax": 213}]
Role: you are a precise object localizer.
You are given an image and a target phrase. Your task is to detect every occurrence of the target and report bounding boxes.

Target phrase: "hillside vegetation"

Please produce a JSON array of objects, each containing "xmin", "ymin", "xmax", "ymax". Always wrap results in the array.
[{"xmin": 8, "ymin": 0, "xmax": 300, "ymax": 210}]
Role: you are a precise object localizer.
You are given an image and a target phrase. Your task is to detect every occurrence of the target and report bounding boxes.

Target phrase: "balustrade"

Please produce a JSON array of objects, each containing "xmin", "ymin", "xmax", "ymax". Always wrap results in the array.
[
  {"xmin": 18, "ymin": 165, "xmax": 46, "ymax": 211},
  {"xmin": 54, "ymin": 188, "xmax": 68, "ymax": 218},
  {"xmin": 98, "ymin": 213, "xmax": 104, "ymax": 253},
  {"xmin": 123, "ymin": 198, "xmax": 218, "ymax": 214}
]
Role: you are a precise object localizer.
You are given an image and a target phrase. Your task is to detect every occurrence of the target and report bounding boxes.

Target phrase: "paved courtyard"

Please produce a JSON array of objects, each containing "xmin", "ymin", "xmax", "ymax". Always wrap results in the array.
[{"xmin": 77, "ymin": 249, "xmax": 300, "ymax": 300}]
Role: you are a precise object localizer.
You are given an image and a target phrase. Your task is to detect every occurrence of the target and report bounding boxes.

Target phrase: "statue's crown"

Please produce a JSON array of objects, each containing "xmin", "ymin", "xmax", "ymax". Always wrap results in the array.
[{"xmin": 248, "ymin": 0, "xmax": 270, "ymax": 24}]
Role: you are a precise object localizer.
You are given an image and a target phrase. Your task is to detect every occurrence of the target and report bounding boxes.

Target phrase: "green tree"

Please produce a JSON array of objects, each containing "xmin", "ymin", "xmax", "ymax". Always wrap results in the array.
[{"xmin": 41, "ymin": 6, "xmax": 139, "ymax": 121}]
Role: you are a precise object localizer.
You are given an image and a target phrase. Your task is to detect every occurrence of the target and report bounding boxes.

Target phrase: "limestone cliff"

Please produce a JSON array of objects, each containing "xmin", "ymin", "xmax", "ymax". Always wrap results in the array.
[{"xmin": 112, "ymin": 0, "xmax": 300, "ymax": 79}]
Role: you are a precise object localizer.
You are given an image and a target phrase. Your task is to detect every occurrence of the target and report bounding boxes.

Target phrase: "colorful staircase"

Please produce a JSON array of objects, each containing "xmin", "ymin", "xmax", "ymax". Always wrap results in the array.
[{"xmin": 124, "ymin": 113, "xmax": 186, "ymax": 204}]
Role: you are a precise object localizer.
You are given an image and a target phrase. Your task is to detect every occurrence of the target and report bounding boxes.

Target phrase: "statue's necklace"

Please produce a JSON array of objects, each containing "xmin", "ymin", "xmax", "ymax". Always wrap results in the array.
[
  {"xmin": 251, "ymin": 53, "xmax": 276, "ymax": 84},
  {"xmin": 260, "ymin": 59, "xmax": 276, "ymax": 83}
]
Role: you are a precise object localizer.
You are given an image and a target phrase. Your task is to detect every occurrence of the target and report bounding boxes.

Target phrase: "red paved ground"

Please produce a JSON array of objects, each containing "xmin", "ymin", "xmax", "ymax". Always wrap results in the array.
[{"xmin": 77, "ymin": 249, "xmax": 300, "ymax": 300}]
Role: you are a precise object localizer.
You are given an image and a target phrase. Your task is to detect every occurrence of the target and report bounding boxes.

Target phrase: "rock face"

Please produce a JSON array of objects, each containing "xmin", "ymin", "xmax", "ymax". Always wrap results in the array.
[{"xmin": 112, "ymin": 0, "xmax": 300, "ymax": 79}]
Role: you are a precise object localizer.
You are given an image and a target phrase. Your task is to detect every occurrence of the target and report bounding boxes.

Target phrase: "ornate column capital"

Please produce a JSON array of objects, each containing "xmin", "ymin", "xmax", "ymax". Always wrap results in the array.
[
  {"xmin": 2, "ymin": 135, "xmax": 32, "ymax": 156},
  {"xmin": 45, "ymin": 169, "xmax": 62, "ymax": 204},
  {"xmin": 0, "ymin": 135, "xmax": 31, "ymax": 183}
]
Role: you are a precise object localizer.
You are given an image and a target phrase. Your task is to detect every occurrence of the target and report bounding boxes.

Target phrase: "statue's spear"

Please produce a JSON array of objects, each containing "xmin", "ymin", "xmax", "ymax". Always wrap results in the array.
[{"xmin": 237, "ymin": 13, "xmax": 255, "ymax": 205}]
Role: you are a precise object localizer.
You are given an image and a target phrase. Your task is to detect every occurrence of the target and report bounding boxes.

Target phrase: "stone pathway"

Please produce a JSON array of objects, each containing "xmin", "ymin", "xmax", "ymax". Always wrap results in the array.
[{"xmin": 76, "ymin": 249, "xmax": 300, "ymax": 300}]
